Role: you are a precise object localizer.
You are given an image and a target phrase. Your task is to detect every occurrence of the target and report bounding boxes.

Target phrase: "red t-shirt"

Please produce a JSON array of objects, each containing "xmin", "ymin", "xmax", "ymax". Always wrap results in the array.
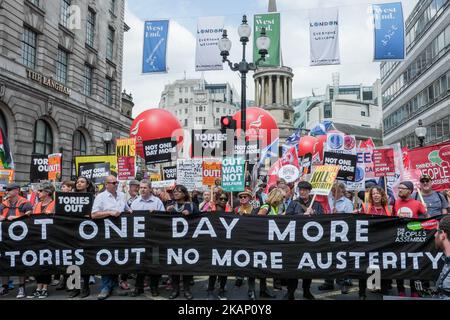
[{"xmin": 393, "ymin": 198, "xmax": 427, "ymax": 218}]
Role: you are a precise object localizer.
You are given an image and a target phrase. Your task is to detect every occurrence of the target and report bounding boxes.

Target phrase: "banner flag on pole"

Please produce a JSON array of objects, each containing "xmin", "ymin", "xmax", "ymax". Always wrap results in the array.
[
  {"xmin": 195, "ymin": 16, "xmax": 224, "ymax": 71},
  {"xmin": 373, "ymin": 2, "xmax": 405, "ymax": 61},
  {"xmin": 309, "ymin": 7, "xmax": 340, "ymax": 66},
  {"xmin": 253, "ymin": 13, "xmax": 280, "ymax": 67},
  {"xmin": 142, "ymin": 20, "xmax": 169, "ymax": 73}
]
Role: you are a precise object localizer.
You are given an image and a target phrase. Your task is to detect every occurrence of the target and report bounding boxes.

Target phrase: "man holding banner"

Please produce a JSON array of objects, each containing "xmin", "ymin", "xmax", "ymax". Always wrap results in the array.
[{"xmin": 91, "ymin": 175, "xmax": 130, "ymax": 300}]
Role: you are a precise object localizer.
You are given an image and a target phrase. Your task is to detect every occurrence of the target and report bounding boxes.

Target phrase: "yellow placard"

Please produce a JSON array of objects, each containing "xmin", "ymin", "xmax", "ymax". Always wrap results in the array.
[
  {"xmin": 309, "ymin": 165, "xmax": 340, "ymax": 195},
  {"xmin": 74, "ymin": 155, "xmax": 118, "ymax": 177},
  {"xmin": 116, "ymin": 138, "xmax": 136, "ymax": 157}
]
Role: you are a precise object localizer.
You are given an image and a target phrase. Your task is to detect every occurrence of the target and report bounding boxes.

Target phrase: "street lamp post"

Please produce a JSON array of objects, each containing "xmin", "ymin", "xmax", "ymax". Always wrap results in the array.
[
  {"xmin": 102, "ymin": 131, "xmax": 113, "ymax": 155},
  {"xmin": 218, "ymin": 15, "xmax": 270, "ymax": 160},
  {"xmin": 415, "ymin": 119, "xmax": 427, "ymax": 148}
]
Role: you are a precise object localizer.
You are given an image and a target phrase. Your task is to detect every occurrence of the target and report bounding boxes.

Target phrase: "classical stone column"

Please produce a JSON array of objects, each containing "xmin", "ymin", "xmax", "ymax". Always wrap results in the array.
[
  {"xmin": 283, "ymin": 77, "xmax": 287, "ymax": 105},
  {"xmin": 268, "ymin": 75, "xmax": 273, "ymax": 105},
  {"xmin": 276, "ymin": 75, "xmax": 281, "ymax": 105},
  {"xmin": 255, "ymin": 78, "xmax": 259, "ymax": 105},
  {"xmin": 288, "ymin": 78, "xmax": 293, "ymax": 106}
]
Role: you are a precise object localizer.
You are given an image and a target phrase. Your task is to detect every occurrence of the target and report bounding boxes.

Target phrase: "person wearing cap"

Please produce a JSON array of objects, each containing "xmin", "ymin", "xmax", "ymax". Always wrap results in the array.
[
  {"xmin": 393, "ymin": 180, "xmax": 427, "ymax": 298},
  {"xmin": 0, "ymin": 183, "xmax": 33, "ymax": 299},
  {"xmin": 434, "ymin": 215, "xmax": 450, "ymax": 299},
  {"xmin": 393, "ymin": 181, "xmax": 428, "ymax": 219},
  {"xmin": 412, "ymin": 174, "xmax": 448, "ymax": 217},
  {"xmin": 234, "ymin": 189, "xmax": 254, "ymax": 215},
  {"xmin": 25, "ymin": 183, "xmax": 55, "ymax": 299},
  {"xmin": 33, "ymin": 183, "xmax": 55, "ymax": 215},
  {"xmin": 284, "ymin": 181, "xmax": 323, "ymax": 300},
  {"xmin": 126, "ymin": 179, "xmax": 140, "ymax": 207}
]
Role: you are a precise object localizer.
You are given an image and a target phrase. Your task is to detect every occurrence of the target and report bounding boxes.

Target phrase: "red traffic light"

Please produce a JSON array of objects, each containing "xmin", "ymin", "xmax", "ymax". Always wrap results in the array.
[{"xmin": 221, "ymin": 117, "xmax": 230, "ymax": 126}]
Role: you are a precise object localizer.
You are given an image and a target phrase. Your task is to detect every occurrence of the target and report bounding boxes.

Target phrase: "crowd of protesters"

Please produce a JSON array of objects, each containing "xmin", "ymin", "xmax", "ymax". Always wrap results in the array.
[{"xmin": 0, "ymin": 171, "xmax": 449, "ymax": 300}]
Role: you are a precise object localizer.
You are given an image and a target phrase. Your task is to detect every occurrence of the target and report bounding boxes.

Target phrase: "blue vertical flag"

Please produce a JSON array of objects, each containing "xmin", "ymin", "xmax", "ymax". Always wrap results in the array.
[
  {"xmin": 373, "ymin": 2, "xmax": 405, "ymax": 61},
  {"xmin": 142, "ymin": 20, "xmax": 169, "ymax": 73}
]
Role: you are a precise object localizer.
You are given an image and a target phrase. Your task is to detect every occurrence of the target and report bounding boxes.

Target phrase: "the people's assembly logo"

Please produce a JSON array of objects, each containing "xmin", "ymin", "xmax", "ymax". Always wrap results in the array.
[{"xmin": 395, "ymin": 220, "xmax": 439, "ymax": 243}]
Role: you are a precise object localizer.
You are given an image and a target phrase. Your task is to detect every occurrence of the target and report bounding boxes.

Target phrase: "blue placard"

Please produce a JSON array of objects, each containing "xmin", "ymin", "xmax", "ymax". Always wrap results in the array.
[
  {"xmin": 142, "ymin": 20, "xmax": 169, "ymax": 73},
  {"xmin": 373, "ymin": 2, "xmax": 405, "ymax": 61}
]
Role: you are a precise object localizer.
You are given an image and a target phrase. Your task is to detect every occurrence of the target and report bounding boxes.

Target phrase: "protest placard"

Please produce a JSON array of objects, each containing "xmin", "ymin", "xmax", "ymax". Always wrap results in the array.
[
  {"xmin": 310, "ymin": 165, "xmax": 340, "ymax": 195},
  {"xmin": 143, "ymin": 138, "xmax": 175, "ymax": 164},
  {"xmin": 373, "ymin": 148, "xmax": 395, "ymax": 177},
  {"xmin": 48, "ymin": 153, "xmax": 62, "ymax": 181},
  {"xmin": 30, "ymin": 154, "xmax": 48, "ymax": 181},
  {"xmin": 55, "ymin": 192, "xmax": 94, "ymax": 216},
  {"xmin": 176, "ymin": 159, "xmax": 203, "ymax": 191},
  {"xmin": 221, "ymin": 157, "xmax": 245, "ymax": 192},
  {"xmin": 323, "ymin": 151, "xmax": 357, "ymax": 182},
  {"xmin": 79, "ymin": 163, "xmax": 110, "ymax": 184},
  {"xmin": 162, "ymin": 166, "xmax": 177, "ymax": 180},
  {"xmin": 202, "ymin": 159, "xmax": 222, "ymax": 187}
]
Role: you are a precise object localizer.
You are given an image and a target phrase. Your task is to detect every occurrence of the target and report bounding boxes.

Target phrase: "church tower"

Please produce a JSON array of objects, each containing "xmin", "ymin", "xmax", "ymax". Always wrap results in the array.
[{"xmin": 253, "ymin": 0, "xmax": 295, "ymax": 141}]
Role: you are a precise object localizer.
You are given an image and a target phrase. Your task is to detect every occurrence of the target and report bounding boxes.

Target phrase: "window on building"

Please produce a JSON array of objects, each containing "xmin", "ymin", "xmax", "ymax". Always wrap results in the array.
[
  {"xmin": 105, "ymin": 78, "xmax": 113, "ymax": 106},
  {"xmin": 110, "ymin": 0, "xmax": 116, "ymax": 14},
  {"xmin": 179, "ymin": 87, "xmax": 182, "ymax": 93},
  {"xmin": 184, "ymin": 119, "xmax": 188, "ymax": 126},
  {"xmin": 86, "ymin": 9, "xmax": 96, "ymax": 47},
  {"xmin": 179, "ymin": 98, "xmax": 182, "ymax": 104},
  {"xmin": 22, "ymin": 27, "xmax": 37, "ymax": 69},
  {"xmin": 324, "ymin": 102, "xmax": 332, "ymax": 118},
  {"xmin": 60, "ymin": 0, "xmax": 71, "ymax": 28},
  {"xmin": 185, "ymin": 87, "xmax": 188, "ymax": 93},
  {"xmin": 0, "ymin": 111, "xmax": 7, "ymax": 137},
  {"xmin": 83, "ymin": 64, "xmax": 93, "ymax": 96},
  {"xmin": 215, "ymin": 118, "xmax": 220, "ymax": 126},
  {"xmin": 55, "ymin": 48, "xmax": 68, "ymax": 84},
  {"xmin": 33, "ymin": 119, "xmax": 53, "ymax": 154},
  {"xmin": 216, "ymin": 108, "xmax": 220, "ymax": 113},
  {"xmin": 72, "ymin": 130, "xmax": 87, "ymax": 156},
  {"xmin": 284, "ymin": 111, "xmax": 290, "ymax": 121},
  {"xmin": 185, "ymin": 109, "xmax": 188, "ymax": 114},
  {"xmin": 184, "ymin": 98, "xmax": 188, "ymax": 104},
  {"xmin": 106, "ymin": 27, "xmax": 114, "ymax": 61},
  {"xmin": 361, "ymin": 111, "xmax": 366, "ymax": 117}
]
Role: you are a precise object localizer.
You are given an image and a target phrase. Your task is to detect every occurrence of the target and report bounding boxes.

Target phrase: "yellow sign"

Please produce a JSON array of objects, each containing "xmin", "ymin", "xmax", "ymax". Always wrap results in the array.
[
  {"xmin": 116, "ymin": 138, "xmax": 136, "ymax": 157},
  {"xmin": 74, "ymin": 155, "xmax": 118, "ymax": 177},
  {"xmin": 0, "ymin": 169, "xmax": 14, "ymax": 195},
  {"xmin": 150, "ymin": 174, "xmax": 161, "ymax": 182},
  {"xmin": 310, "ymin": 165, "xmax": 340, "ymax": 195}
]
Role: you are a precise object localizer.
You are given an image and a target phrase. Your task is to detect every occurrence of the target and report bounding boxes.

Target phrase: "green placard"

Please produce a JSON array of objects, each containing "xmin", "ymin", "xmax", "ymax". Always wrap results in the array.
[
  {"xmin": 221, "ymin": 157, "xmax": 245, "ymax": 192},
  {"xmin": 253, "ymin": 13, "xmax": 280, "ymax": 67}
]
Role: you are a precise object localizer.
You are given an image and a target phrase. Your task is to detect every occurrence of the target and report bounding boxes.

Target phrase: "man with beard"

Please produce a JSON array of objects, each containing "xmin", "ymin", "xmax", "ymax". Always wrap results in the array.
[{"xmin": 393, "ymin": 181, "xmax": 428, "ymax": 219}]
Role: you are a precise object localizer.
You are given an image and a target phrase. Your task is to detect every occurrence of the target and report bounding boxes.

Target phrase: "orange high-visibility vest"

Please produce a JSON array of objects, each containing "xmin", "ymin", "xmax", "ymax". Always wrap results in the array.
[
  {"xmin": 33, "ymin": 200, "xmax": 55, "ymax": 215},
  {"xmin": 1, "ymin": 196, "xmax": 29, "ymax": 218}
]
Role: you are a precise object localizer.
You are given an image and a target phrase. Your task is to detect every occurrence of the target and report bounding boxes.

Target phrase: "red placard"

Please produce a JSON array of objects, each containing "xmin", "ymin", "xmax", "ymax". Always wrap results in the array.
[
  {"xmin": 373, "ymin": 148, "xmax": 395, "ymax": 177},
  {"xmin": 408, "ymin": 142, "xmax": 450, "ymax": 191},
  {"xmin": 117, "ymin": 156, "xmax": 135, "ymax": 180}
]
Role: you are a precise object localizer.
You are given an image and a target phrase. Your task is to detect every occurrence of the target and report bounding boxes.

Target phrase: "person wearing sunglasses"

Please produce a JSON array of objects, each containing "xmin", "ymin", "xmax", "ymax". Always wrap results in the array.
[
  {"xmin": 412, "ymin": 174, "xmax": 448, "ymax": 217},
  {"xmin": 212, "ymin": 192, "xmax": 232, "ymax": 212},
  {"xmin": 26, "ymin": 183, "xmax": 56, "ymax": 299},
  {"xmin": 434, "ymin": 215, "xmax": 450, "ymax": 299},
  {"xmin": 91, "ymin": 175, "xmax": 130, "ymax": 300}
]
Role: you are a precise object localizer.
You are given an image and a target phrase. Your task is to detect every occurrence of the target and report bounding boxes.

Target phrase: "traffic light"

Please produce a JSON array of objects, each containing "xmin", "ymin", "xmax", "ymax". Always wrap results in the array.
[{"xmin": 220, "ymin": 116, "xmax": 237, "ymax": 130}]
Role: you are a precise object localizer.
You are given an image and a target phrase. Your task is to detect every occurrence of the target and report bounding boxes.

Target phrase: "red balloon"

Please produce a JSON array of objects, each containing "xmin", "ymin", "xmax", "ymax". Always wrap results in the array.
[
  {"xmin": 232, "ymin": 107, "xmax": 279, "ymax": 148},
  {"xmin": 130, "ymin": 109, "xmax": 184, "ymax": 158},
  {"xmin": 298, "ymin": 136, "xmax": 318, "ymax": 157}
]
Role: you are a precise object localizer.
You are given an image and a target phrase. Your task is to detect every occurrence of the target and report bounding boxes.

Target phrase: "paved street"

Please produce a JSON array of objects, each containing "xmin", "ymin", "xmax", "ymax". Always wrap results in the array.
[{"xmin": 0, "ymin": 276, "xmax": 403, "ymax": 300}]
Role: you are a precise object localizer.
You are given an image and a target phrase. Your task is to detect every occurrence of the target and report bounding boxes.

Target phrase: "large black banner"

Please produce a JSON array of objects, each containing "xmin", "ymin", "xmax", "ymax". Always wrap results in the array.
[{"xmin": 0, "ymin": 213, "xmax": 443, "ymax": 279}]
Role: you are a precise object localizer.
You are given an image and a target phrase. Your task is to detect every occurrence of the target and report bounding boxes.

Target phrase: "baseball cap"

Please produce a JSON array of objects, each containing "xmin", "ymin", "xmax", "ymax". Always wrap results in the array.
[
  {"xmin": 420, "ymin": 174, "xmax": 432, "ymax": 182},
  {"xmin": 6, "ymin": 183, "xmax": 20, "ymax": 191},
  {"xmin": 399, "ymin": 181, "xmax": 414, "ymax": 193}
]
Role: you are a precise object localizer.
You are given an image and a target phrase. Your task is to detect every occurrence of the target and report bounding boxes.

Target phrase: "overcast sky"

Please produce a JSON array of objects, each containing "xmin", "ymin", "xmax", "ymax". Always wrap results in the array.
[{"xmin": 123, "ymin": 0, "xmax": 419, "ymax": 118}]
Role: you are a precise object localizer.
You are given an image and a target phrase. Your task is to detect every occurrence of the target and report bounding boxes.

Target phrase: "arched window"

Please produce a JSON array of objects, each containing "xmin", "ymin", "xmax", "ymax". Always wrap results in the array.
[
  {"xmin": 0, "ymin": 110, "xmax": 7, "ymax": 136},
  {"xmin": 72, "ymin": 130, "xmax": 87, "ymax": 156},
  {"xmin": 33, "ymin": 119, "xmax": 53, "ymax": 154}
]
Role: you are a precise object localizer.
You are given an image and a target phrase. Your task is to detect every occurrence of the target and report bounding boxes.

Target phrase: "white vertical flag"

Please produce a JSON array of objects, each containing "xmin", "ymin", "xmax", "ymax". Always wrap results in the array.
[
  {"xmin": 195, "ymin": 16, "xmax": 225, "ymax": 71},
  {"xmin": 309, "ymin": 8, "xmax": 340, "ymax": 66}
]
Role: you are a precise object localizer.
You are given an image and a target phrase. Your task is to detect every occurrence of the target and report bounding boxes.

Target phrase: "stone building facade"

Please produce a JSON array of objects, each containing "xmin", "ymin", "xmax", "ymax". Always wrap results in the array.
[{"xmin": 0, "ymin": 0, "xmax": 133, "ymax": 183}]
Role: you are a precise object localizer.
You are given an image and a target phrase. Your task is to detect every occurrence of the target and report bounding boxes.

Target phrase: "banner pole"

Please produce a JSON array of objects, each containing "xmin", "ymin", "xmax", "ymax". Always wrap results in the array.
[
  {"xmin": 417, "ymin": 188, "xmax": 426, "ymax": 206},
  {"xmin": 308, "ymin": 193, "xmax": 317, "ymax": 210},
  {"xmin": 354, "ymin": 190, "xmax": 358, "ymax": 212},
  {"xmin": 384, "ymin": 176, "xmax": 387, "ymax": 196}
]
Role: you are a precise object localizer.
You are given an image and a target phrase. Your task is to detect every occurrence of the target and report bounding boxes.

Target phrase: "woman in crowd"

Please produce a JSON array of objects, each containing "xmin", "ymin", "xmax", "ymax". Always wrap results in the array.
[
  {"xmin": 61, "ymin": 180, "xmax": 75, "ymax": 192},
  {"xmin": 258, "ymin": 188, "xmax": 285, "ymax": 216},
  {"xmin": 65, "ymin": 176, "xmax": 95, "ymax": 298},
  {"xmin": 166, "ymin": 185, "xmax": 199, "ymax": 300},
  {"xmin": 28, "ymin": 183, "xmax": 56, "ymax": 299},
  {"xmin": 212, "ymin": 191, "xmax": 233, "ymax": 212},
  {"xmin": 359, "ymin": 186, "xmax": 392, "ymax": 299},
  {"xmin": 199, "ymin": 191, "xmax": 214, "ymax": 212}
]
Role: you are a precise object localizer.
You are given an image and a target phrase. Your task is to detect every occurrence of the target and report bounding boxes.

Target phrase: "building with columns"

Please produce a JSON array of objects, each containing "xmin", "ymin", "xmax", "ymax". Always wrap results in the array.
[
  {"xmin": 253, "ymin": 66, "xmax": 294, "ymax": 140},
  {"xmin": 252, "ymin": 0, "xmax": 295, "ymax": 142},
  {"xmin": 0, "ymin": 0, "xmax": 133, "ymax": 183}
]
